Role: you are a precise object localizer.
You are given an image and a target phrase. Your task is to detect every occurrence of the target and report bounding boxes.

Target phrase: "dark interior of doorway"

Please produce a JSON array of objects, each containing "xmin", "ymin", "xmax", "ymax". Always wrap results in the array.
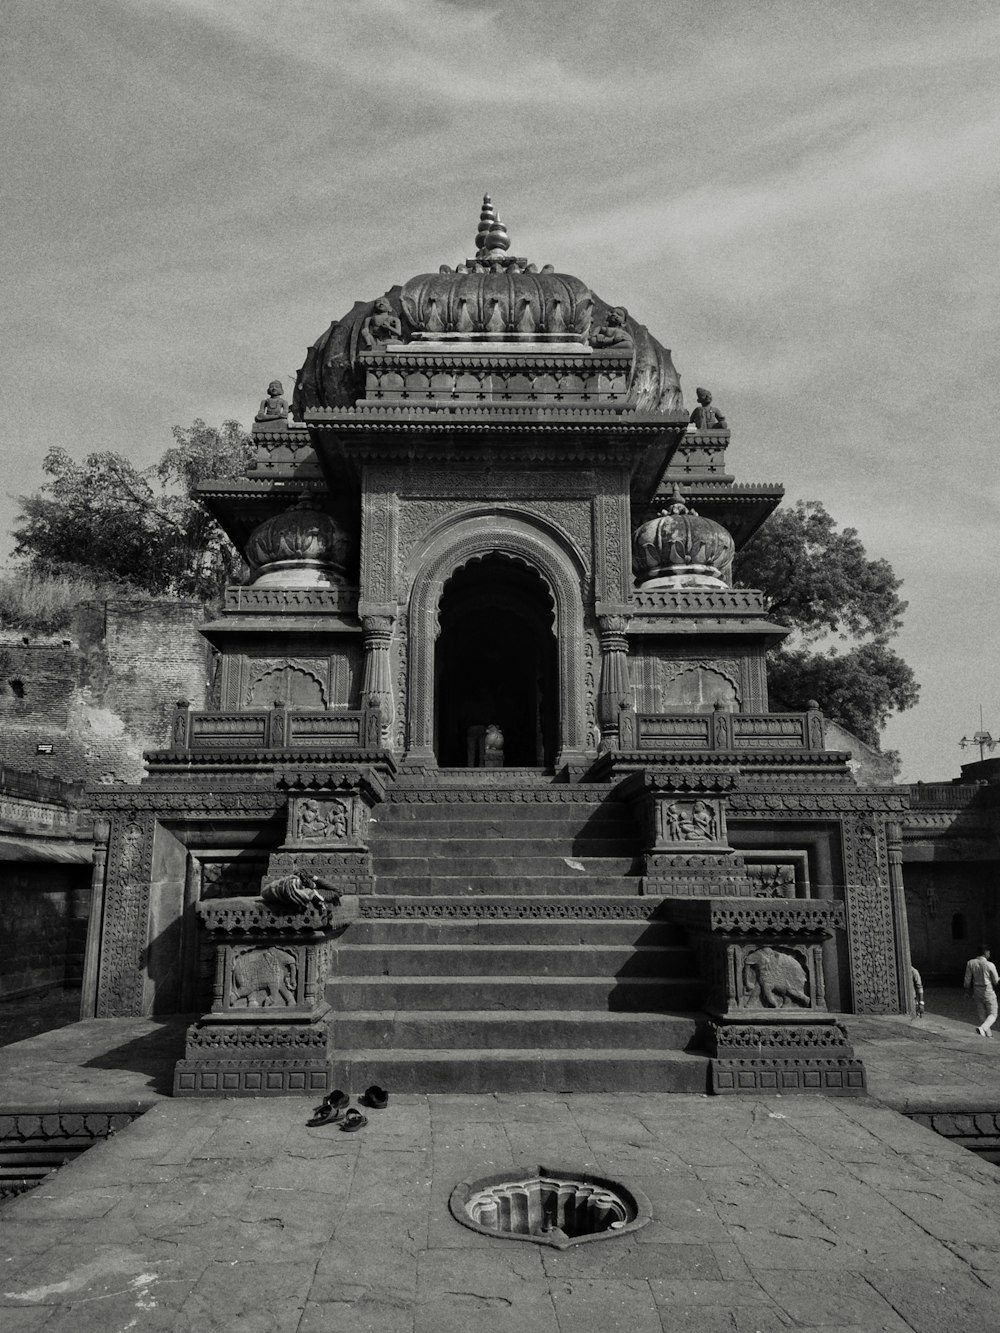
[{"xmin": 435, "ymin": 554, "xmax": 558, "ymax": 768}]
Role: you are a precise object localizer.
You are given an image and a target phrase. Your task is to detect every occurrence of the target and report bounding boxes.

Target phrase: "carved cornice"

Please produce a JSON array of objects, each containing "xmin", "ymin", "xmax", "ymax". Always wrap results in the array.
[
  {"xmin": 630, "ymin": 588, "xmax": 766, "ymax": 614},
  {"xmin": 728, "ymin": 791, "xmax": 909, "ymax": 816},
  {"xmin": 90, "ymin": 789, "xmax": 285, "ymax": 815},
  {"xmin": 222, "ymin": 586, "xmax": 359, "ymax": 615},
  {"xmin": 616, "ymin": 769, "xmax": 741, "ymax": 797},
  {"xmin": 359, "ymin": 898, "xmax": 662, "ymax": 920},
  {"xmin": 307, "ymin": 407, "xmax": 686, "ymax": 428},
  {"xmin": 145, "ymin": 747, "xmax": 389, "ymax": 767},
  {"xmin": 198, "ymin": 897, "xmax": 333, "ymax": 935},
  {"xmin": 670, "ymin": 898, "xmax": 846, "ymax": 935},
  {"xmin": 358, "ymin": 350, "xmax": 633, "ymax": 373}
]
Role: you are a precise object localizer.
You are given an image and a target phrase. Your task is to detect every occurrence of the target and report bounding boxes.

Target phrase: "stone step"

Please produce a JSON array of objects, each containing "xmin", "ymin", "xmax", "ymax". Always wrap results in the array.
[
  {"xmin": 326, "ymin": 975, "xmax": 705, "ymax": 1011},
  {"xmin": 370, "ymin": 855, "xmax": 638, "ymax": 876},
  {"xmin": 371, "ymin": 874, "xmax": 640, "ymax": 896},
  {"xmin": 345, "ymin": 917, "xmax": 685, "ymax": 946},
  {"xmin": 331, "ymin": 1008, "xmax": 702, "ymax": 1050},
  {"xmin": 326, "ymin": 1047, "xmax": 711, "ymax": 1094},
  {"xmin": 329, "ymin": 942, "xmax": 694, "ymax": 978}
]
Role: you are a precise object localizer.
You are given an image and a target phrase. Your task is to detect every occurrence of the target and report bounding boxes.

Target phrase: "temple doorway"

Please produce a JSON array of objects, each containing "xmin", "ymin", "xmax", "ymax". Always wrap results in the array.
[{"xmin": 434, "ymin": 554, "xmax": 558, "ymax": 768}]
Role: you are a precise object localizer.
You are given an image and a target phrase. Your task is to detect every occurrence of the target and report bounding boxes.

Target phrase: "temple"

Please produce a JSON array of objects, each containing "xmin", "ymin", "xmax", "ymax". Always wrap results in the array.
[{"xmin": 82, "ymin": 197, "xmax": 913, "ymax": 1097}]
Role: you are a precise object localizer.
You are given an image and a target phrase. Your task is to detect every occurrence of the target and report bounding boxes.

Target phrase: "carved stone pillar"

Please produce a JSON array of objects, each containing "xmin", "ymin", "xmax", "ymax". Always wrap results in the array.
[
  {"xmin": 670, "ymin": 898, "xmax": 866, "ymax": 1095},
  {"xmin": 360, "ymin": 613, "xmax": 395, "ymax": 746},
  {"xmin": 596, "ymin": 613, "xmax": 631, "ymax": 752},
  {"xmin": 174, "ymin": 897, "xmax": 337, "ymax": 1098},
  {"xmin": 80, "ymin": 816, "xmax": 111, "ymax": 1018}
]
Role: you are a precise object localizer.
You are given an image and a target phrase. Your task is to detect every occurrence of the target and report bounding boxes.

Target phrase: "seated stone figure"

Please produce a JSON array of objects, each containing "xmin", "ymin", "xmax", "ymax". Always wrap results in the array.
[
  {"xmin": 689, "ymin": 386, "xmax": 727, "ymax": 431},
  {"xmin": 590, "ymin": 306, "xmax": 635, "ymax": 352},
  {"xmin": 255, "ymin": 379, "xmax": 289, "ymax": 423},
  {"xmin": 359, "ymin": 296, "xmax": 402, "ymax": 350}
]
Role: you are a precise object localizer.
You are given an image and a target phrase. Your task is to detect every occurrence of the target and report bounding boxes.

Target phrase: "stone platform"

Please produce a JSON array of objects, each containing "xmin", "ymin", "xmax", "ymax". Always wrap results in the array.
[{"xmin": 2, "ymin": 1002, "xmax": 1000, "ymax": 1328}]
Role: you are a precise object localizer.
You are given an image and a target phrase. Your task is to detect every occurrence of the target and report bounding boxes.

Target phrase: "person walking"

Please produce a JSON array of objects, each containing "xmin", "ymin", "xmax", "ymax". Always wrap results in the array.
[{"xmin": 964, "ymin": 945, "xmax": 999, "ymax": 1037}]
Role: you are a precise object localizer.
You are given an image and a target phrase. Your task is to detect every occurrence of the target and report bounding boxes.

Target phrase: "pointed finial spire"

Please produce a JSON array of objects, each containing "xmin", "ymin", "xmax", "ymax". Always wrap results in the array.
[{"xmin": 475, "ymin": 193, "xmax": 510, "ymax": 258}]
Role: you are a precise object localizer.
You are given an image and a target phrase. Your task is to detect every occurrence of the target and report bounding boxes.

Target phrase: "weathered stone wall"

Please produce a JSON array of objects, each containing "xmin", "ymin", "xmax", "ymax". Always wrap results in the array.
[
  {"xmin": 0, "ymin": 600, "xmax": 211, "ymax": 783},
  {"xmin": 0, "ymin": 864, "xmax": 92, "ymax": 998}
]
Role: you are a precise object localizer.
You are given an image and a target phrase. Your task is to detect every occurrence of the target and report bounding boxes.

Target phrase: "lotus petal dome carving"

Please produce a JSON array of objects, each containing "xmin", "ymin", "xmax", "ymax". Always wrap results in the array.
[
  {"xmin": 632, "ymin": 487, "xmax": 735, "ymax": 589},
  {"xmin": 244, "ymin": 497, "xmax": 353, "ymax": 588}
]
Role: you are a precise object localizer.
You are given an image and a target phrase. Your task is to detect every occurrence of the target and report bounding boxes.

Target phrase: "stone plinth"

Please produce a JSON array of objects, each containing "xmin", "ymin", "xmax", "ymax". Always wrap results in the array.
[
  {"xmin": 669, "ymin": 898, "xmax": 866, "ymax": 1095},
  {"xmin": 617, "ymin": 769, "xmax": 751, "ymax": 896},
  {"xmin": 173, "ymin": 897, "xmax": 337, "ymax": 1098},
  {"xmin": 268, "ymin": 766, "xmax": 387, "ymax": 894}
]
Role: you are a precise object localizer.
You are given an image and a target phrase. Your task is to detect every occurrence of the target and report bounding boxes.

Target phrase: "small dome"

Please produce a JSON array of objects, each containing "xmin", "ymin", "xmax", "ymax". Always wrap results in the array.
[
  {"xmin": 244, "ymin": 497, "xmax": 352, "ymax": 588},
  {"xmin": 632, "ymin": 487, "xmax": 734, "ymax": 589}
]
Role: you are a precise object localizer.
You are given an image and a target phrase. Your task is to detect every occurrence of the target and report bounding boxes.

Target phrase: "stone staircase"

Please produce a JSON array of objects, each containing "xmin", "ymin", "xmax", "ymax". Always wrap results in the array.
[{"xmin": 325, "ymin": 776, "xmax": 710, "ymax": 1092}]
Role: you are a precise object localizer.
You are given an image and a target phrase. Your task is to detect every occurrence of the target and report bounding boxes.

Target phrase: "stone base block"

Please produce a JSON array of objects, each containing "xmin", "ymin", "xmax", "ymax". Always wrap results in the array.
[
  {"xmin": 173, "ymin": 1019, "xmax": 332, "ymax": 1098},
  {"xmin": 710, "ymin": 1056, "xmax": 867, "ymax": 1095},
  {"xmin": 174, "ymin": 1059, "xmax": 330, "ymax": 1097}
]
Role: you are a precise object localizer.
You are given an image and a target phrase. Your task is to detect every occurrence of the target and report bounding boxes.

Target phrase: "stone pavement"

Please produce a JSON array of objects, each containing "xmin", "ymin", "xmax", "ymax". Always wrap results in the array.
[
  {"xmin": 3, "ymin": 997, "xmax": 1000, "ymax": 1330},
  {"xmin": 4, "ymin": 1086, "xmax": 1000, "ymax": 1331}
]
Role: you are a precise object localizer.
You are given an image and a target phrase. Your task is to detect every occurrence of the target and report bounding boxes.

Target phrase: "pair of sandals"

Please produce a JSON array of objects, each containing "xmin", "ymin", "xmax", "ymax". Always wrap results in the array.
[{"xmin": 307, "ymin": 1085, "xmax": 388, "ymax": 1130}]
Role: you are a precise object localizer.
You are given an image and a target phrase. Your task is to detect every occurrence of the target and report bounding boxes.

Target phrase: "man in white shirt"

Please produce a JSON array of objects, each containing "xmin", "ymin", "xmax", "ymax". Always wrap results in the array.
[{"xmin": 964, "ymin": 946, "xmax": 999, "ymax": 1037}]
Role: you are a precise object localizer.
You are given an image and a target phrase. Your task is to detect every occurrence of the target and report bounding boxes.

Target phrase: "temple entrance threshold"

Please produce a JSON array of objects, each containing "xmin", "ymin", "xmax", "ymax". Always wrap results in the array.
[{"xmin": 434, "ymin": 555, "xmax": 558, "ymax": 768}]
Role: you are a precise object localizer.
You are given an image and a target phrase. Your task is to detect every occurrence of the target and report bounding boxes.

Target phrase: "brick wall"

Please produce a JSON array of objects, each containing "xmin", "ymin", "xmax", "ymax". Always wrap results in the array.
[{"xmin": 0, "ymin": 599, "xmax": 211, "ymax": 783}]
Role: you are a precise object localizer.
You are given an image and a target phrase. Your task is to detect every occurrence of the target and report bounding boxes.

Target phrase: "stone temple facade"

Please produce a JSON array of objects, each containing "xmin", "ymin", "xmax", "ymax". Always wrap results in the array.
[{"xmin": 82, "ymin": 198, "xmax": 913, "ymax": 1097}]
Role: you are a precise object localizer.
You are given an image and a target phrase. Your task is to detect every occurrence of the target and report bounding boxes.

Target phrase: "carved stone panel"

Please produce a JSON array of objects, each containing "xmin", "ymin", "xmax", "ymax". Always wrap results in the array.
[
  {"xmin": 361, "ymin": 485, "xmax": 398, "ymax": 605},
  {"xmin": 228, "ymin": 944, "xmax": 299, "ymax": 1008},
  {"xmin": 842, "ymin": 813, "xmax": 900, "ymax": 1014},
  {"xmin": 96, "ymin": 815, "xmax": 155, "ymax": 1017}
]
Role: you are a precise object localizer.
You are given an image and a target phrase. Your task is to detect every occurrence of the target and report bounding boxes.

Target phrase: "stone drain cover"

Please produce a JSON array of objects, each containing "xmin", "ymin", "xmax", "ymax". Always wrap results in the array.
[{"xmin": 449, "ymin": 1164, "xmax": 652, "ymax": 1249}]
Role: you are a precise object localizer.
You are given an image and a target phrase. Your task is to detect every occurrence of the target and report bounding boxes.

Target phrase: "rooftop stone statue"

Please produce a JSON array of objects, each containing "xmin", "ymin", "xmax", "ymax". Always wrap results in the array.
[{"xmin": 255, "ymin": 379, "xmax": 289, "ymax": 423}]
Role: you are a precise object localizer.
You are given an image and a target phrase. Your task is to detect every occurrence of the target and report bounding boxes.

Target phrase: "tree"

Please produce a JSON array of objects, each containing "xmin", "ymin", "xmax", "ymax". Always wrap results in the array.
[
  {"xmin": 12, "ymin": 420, "xmax": 253, "ymax": 602},
  {"xmin": 734, "ymin": 500, "xmax": 919, "ymax": 747}
]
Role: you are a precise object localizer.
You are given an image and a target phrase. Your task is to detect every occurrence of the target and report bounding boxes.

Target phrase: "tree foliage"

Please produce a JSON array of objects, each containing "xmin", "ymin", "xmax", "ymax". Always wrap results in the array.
[
  {"xmin": 734, "ymin": 500, "xmax": 919, "ymax": 747},
  {"xmin": 12, "ymin": 420, "xmax": 253, "ymax": 602}
]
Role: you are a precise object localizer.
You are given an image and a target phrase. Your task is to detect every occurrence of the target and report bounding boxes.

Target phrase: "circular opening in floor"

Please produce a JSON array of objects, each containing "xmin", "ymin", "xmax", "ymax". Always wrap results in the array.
[{"xmin": 449, "ymin": 1165, "xmax": 652, "ymax": 1248}]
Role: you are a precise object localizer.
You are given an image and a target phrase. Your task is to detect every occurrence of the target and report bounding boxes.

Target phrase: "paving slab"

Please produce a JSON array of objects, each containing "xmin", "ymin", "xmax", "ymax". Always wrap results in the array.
[{"xmin": 3, "ymin": 1008, "xmax": 1000, "ymax": 1327}]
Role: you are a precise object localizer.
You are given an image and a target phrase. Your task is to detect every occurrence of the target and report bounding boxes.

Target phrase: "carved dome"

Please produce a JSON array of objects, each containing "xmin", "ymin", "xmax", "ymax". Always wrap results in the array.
[
  {"xmin": 632, "ymin": 487, "xmax": 735, "ymax": 589},
  {"xmin": 244, "ymin": 497, "xmax": 352, "ymax": 588},
  {"xmin": 293, "ymin": 196, "xmax": 682, "ymax": 416}
]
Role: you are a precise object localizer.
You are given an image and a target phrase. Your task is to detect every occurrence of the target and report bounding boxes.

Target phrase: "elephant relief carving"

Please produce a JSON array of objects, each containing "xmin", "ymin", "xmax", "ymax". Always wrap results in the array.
[
  {"xmin": 742, "ymin": 946, "xmax": 810, "ymax": 1009},
  {"xmin": 230, "ymin": 946, "xmax": 298, "ymax": 1008}
]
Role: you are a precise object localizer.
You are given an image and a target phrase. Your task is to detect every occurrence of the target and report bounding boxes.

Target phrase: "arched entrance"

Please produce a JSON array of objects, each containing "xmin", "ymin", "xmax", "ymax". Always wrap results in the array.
[
  {"xmin": 405, "ymin": 514, "xmax": 588, "ymax": 768},
  {"xmin": 434, "ymin": 555, "xmax": 558, "ymax": 767}
]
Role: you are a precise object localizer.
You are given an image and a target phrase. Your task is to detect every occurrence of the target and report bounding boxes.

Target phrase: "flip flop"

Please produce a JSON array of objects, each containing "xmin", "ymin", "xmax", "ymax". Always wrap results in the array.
[
  {"xmin": 306, "ymin": 1089, "xmax": 349, "ymax": 1126},
  {"xmin": 340, "ymin": 1108, "xmax": 368, "ymax": 1133},
  {"xmin": 363, "ymin": 1085, "xmax": 389, "ymax": 1110}
]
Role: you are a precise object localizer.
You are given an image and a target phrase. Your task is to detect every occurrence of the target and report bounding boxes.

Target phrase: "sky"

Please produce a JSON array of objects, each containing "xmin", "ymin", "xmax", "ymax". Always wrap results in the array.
[{"xmin": 4, "ymin": 0, "xmax": 999, "ymax": 782}]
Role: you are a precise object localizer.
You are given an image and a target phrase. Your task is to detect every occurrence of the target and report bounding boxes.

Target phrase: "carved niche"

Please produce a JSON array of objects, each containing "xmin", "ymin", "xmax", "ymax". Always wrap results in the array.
[
  {"xmin": 657, "ymin": 658, "xmax": 741, "ymax": 711},
  {"xmin": 246, "ymin": 658, "xmax": 329, "ymax": 708}
]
